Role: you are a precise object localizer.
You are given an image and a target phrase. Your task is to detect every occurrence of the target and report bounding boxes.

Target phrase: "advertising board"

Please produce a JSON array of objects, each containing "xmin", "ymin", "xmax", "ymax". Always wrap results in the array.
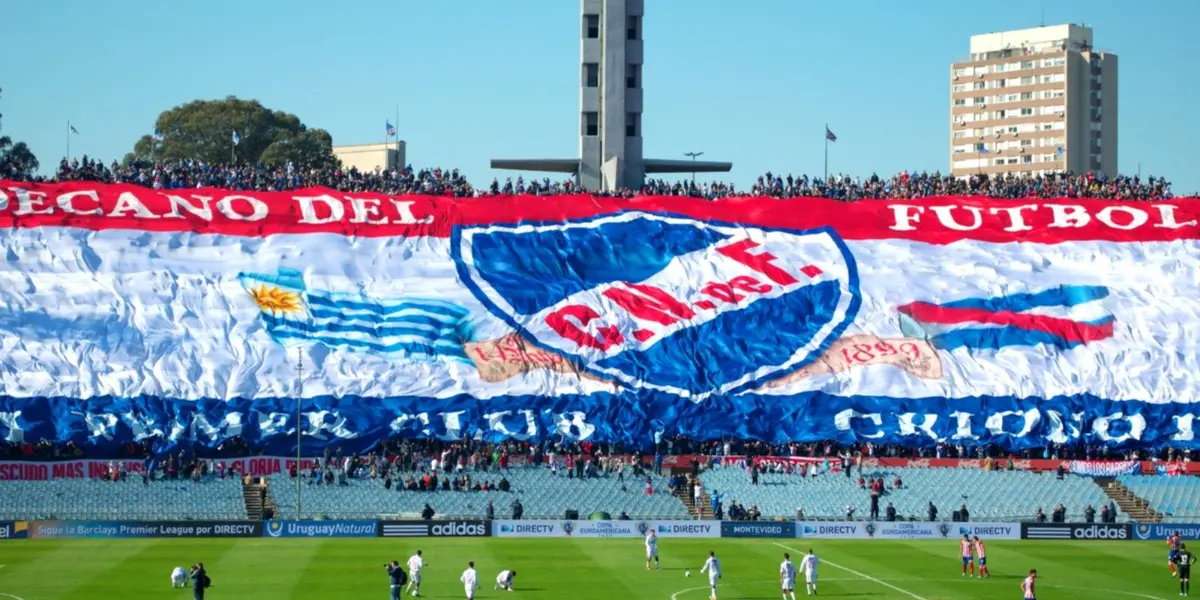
[
  {"xmin": 377, "ymin": 520, "xmax": 491, "ymax": 538},
  {"xmin": 720, "ymin": 521, "xmax": 797, "ymax": 538},
  {"xmin": 28, "ymin": 520, "xmax": 261, "ymax": 539},
  {"xmin": 1133, "ymin": 523, "xmax": 1200, "ymax": 541},
  {"xmin": 1021, "ymin": 523, "xmax": 1131, "ymax": 541},
  {"xmin": 263, "ymin": 520, "xmax": 377, "ymax": 538}
]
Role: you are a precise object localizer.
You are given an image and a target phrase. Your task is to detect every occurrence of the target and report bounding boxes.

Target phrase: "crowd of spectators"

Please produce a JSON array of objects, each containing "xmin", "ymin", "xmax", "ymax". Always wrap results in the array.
[
  {"xmin": 1, "ymin": 155, "xmax": 1182, "ymax": 201},
  {"xmin": 5, "ymin": 435, "xmax": 1197, "ymax": 466}
]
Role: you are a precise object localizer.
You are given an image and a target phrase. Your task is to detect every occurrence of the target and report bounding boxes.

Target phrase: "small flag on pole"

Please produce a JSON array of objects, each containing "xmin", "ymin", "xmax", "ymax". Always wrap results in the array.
[
  {"xmin": 977, "ymin": 143, "xmax": 989, "ymax": 154},
  {"xmin": 232, "ymin": 131, "xmax": 241, "ymax": 146},
  {"xmin": 825, "ymin": 127, "xmax": 837, "ymax": 142},
  {"xmin": 1056, "ymin": 145, "xmax": 1066, "ymax": 154},
  {"xmin": 69, "ymin": 125, "xmax": 79, "ymax": 135},
  {"xmin": 386, "ymin": 121, "xmax": 397, "ymax": 137}
]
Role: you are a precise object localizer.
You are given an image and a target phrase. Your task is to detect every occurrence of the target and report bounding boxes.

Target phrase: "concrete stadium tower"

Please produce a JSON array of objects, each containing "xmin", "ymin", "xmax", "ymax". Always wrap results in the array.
[{"xmin": 491, "ymin": 0, "xmax": 732, "ymax": 192}]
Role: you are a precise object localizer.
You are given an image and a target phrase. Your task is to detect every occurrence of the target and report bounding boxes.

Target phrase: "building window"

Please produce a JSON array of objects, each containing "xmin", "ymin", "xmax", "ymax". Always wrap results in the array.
[
  {"xmin": 583, "ymin": 63, "xmax": 599, "ymax": 88},
  {"xmin": 1020, "ymin": 92, "xmax": 1033, "ymax": 100},
  {"xmin": 1020, "ymin": 108, "xmax": 1033, "ymax": 116},
  {"xmin": 582, "ymin": 111, "xmax": 598, "ymax": 136},
  {"xmin": 626, "ymin": 15, "xmax": 640, "ymax": 40},
  {"xmin": 974, "ymin": 82, "xmax": 985, "ymax": 90},
  {"xmin": 625, "ymin": 112, "xmax": 640, "ymax": 137},
  {"xmin": 626, "ymin": 64, "xmax": 639, "ymax": 88},
  {"xmin": 1020, "ymin": 76, "xmax": 1034, "ymax": 85},
  {"xmin": 1021, "ymin": 139, "xmax": 1032, "ymax": 147},
  {"xmin": 1020, "ymin": 61, "xmax": 1034, "ymax": 69},
  {"xmin": 954, "ymin": 98, "xmax": 966, "ymax": 106},
  {"xmin": 583, "ymin": 14, "xmax": 599, "ymax": 39}
]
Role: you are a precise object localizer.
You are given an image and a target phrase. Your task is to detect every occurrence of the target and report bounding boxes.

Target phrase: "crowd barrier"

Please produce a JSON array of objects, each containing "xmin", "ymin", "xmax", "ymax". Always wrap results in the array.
[{"xmin": 0, "ymin": 519, "xmax": 1168, "ymax": 541}]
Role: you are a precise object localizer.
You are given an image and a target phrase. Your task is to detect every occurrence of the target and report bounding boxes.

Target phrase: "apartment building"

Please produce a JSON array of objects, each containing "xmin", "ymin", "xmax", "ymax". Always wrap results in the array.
[{"xmin": 950, "ymin": 24, "xmax": 1118, "ymax": 178}]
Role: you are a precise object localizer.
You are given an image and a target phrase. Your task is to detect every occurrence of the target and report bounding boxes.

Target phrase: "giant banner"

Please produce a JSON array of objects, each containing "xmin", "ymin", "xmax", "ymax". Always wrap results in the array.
[{"xmin": 1, "ymin": 182, "xmax": 1199, "ymax": 454}]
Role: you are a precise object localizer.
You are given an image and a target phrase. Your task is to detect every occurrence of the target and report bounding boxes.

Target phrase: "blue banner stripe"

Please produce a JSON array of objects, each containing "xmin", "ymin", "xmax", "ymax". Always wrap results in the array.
[
  {"xmin": 306, "ymin": 294, "xmax": 469, "ymax": 321},
  {"xmin": 302, "ymin": 308, "xmax": 462, "ymax": 333},
  {"xmin": 268, "ymin": 327, "xmax": 470, "ymax": 360},
  {"xmin": 932, "ymin": 326, "xmax": 1089, "ymax": 351},
  {"xmin": 937, "ymin": 285, "xmax": 1109, "ymax": 312},
  {"xmin": 264, "ymin": 314, "xmax": 462, "ymax": 343}
]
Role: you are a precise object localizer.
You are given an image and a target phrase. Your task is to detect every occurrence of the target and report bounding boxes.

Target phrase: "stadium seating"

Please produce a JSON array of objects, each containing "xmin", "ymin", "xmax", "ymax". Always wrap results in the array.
[
  {"xmin": 0, "ymin": 479, "xmax": 246, "ymax": 521},
  {"xmin": 701, "ymin": 466, "xmax": 1123, "ymax": 522},
  {"xmin": 266, "ymin": 469, "xmax": 691, "ymax": 520},
  {"xmin": 1116, "ymin": 475, "xmax": 1200, "ymax": 521}
]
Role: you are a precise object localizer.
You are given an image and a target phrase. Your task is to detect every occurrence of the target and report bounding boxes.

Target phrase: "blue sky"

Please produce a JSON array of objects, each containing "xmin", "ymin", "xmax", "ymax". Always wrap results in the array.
[{"xmin": 5, "ymin": 0, "xmax": 1197, "ymax": 193}]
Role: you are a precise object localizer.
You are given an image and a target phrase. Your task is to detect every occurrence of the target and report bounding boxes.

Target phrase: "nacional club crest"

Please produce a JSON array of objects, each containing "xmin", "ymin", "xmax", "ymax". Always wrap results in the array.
[
  {"xmin": 561, "ymin": 521, "xmax": 574, "ymax": 537},
  {"xmin": 636, "ymin": 522, "xmax": 650, "ymax": 536},
  {"xmin": 453, "ymin": 212, "xmax": 861, "ymax": 399},
  {"xmin": 864, "ymin": 523, "xmax": 876, "ymax": 538},
  {"xmin": 939, "ymin": 523, "xmax": 951, "ymax": 537}
]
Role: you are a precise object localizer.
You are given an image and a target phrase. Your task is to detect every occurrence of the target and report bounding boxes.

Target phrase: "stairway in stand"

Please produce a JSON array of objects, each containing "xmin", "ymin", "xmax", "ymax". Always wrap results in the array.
[
  {"xmin": 672, "ymin": 486, "xmax": 714, "ymax": 520},
  {"xmin": 1095, "ymin": 477, "xmax": 1162, "ymax": 522},
  {"xmin": 242, "ymin": 477, "xmax": 270, "ymax": 521}
]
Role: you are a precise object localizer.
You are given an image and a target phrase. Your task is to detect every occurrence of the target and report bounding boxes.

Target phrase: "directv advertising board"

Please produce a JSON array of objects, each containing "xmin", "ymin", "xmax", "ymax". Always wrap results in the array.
[
  {"xmin": 653, "ymin": 522, "xmax": 720, "ymax": 538},
  {"xmin": 796, "ymin": 522, "xmax": 867, "ymax": 539},
  {"xmin": 28, "ymin": 521, "xmax": 261, "ymax": 539},
  {"xmin": 721, "ymin": 522, "xmax": 797, "ymax": 538},
  {"xmin": 263, "ymin": 520, "xmax": 377, "ymax": 538},
  {"xmin": 952, "ymin": 523, "xmax": 1021, "ymax": 540},
  {"xmin": 1133, "ymin": 523, "xmax": 1200, "ymax": 541}
]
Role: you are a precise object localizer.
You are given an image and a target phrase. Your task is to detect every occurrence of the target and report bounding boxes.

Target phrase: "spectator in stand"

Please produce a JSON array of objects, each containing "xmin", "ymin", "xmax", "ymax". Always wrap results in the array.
[
  {"xmin": 885, "ymin": 502, "xmax": 897, "ymax": 522},
  {"xmin": 928, "ymin": 502, "xmax": 939, "ymax": 522},
  {"xmin": 7, "ymin": 156, "xmax": 1183, "ymax": 201},
  {"xmin": 1052, "ymin": 504, "xmax": 1067, "ymax": 523},
  {"xmin": 1035, "ymin": 507, "xmax": 1048, "ymax": 522},
  {"xmin": 421, "ymin": 503, "xmax": 435, "ymax": 520},
  {"xmin": 1084, "ymin": 504, "xmax": 1095, "ymax": 523}
]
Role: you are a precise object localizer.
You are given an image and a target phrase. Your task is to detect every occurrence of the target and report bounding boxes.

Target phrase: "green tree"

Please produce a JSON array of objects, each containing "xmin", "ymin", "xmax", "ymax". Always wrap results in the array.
[
  {"xmin": 126, "ymin": 96, "xmax": 338, "ymax": 168},
  {"xmin": 0, "ymin": 87, "xmax": 41, "ymax": 178}
]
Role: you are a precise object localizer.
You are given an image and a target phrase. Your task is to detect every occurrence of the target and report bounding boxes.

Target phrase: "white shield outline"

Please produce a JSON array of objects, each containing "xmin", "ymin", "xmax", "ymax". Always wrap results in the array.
[{"xmin": 452, "ymin": 211, "xmax": 861, "ymax": 400}]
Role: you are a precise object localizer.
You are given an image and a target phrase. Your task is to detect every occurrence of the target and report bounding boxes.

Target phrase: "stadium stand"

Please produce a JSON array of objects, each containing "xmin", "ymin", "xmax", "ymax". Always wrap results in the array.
[
  {"xmin": 0, "ymin": 478, "xmax": 246, "ymax": 521},
  {"xmin": 3, "ymin": 155, "xmax": 1178, "ymax": 200},
  {"xmin": 1117, "ymin": 474, "xmax": 1200, "ymax": 522},
  {"xmin": 700, "ymin": 465, "xmax": 1123, "ymax": 522},
  {"xmin": 264, "ymin": 469, "xmax": 691, "ymax": 520}
]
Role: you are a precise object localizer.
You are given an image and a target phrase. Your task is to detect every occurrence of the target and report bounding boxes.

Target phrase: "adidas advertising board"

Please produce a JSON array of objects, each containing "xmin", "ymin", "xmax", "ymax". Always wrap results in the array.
[
  {"xmin": 1134, "ymin": 523, "xmax": 1200, "ymax": 541},
  {"xmin": 377, "ymin": 520, "xmax": 491, "ymax": 538},
  {"xmin": 1021, "ymin": 523, "xmax": 1131, "ymax": 541}
]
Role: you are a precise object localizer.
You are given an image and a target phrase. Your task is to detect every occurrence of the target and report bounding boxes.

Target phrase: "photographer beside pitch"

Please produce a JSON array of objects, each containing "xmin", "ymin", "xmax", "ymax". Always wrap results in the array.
[
  {"xmin": 189, "ymin": 563, "xmax": 211, "ymax": 599},
  {"xmin": 385, "ymin": 560, "xmax": 409, "ymax": 600}
]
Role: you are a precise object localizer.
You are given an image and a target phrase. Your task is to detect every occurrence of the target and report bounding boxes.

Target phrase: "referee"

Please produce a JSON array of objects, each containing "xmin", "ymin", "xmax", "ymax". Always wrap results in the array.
[
  {"xmin": 385, "ymin": 560, "xmax": 407, "ymax": 600},
  {"xmin": 1176, "ymin": 544, "xmax": 1196, "ymax": 597}
]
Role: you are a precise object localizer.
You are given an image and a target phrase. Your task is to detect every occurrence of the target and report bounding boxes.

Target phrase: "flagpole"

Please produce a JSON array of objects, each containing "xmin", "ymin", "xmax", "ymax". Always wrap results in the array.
[
  {"xmin": 231, "ymin": 133, "xmax": 236, "ymax": 165},
  {"xmin": 823, "ymin": 124, "xmax": 828, "ymax": 181},
  {"xmin": 66, "ymin": 121, "xmax": 71, "ymax": 161},
  {"xmin": 394, "ymin": 105, "xmax": 400, "ymax": 170}
]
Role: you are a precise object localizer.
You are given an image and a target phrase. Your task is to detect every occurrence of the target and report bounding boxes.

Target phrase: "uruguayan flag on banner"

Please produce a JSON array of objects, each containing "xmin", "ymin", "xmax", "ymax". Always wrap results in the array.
[
  {"xmin": 897, "ymin": 285, "xmax": 1114, "ymax": 351},
  {"xmin": 238, "ymin": 268, "xmax": 473, "ymax": 363}
]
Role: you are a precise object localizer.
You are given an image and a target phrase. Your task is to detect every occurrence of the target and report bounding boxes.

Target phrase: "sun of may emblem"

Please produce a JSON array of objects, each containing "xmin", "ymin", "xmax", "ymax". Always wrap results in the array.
[{"xmin": 249, "ymin": 285, "xmax": 303, "ymax": 314}]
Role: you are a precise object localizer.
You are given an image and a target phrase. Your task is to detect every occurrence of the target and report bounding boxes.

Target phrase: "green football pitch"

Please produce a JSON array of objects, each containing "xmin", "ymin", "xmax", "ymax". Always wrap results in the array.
[{"xmin": 0, "ymin": 538, "xmax": 1179, "ymax": 599}]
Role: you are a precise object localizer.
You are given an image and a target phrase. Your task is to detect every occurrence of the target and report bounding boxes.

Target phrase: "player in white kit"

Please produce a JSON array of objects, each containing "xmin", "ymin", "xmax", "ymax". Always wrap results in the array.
[
  {"xmin": 780, "ymin": 553, "xmax": 797, "ymax": 600},
  {"xmin": 701, "ymin": 551, "xmax": 722, "ymax": 600},
  {"xmin": 799, "ymin": 549, "xmax": 819, "ymax": 596},
  {"xmin": 495, "ymin": 570, "xmax": 516, "ymax": 591},
  {"xmin": 406, "ymin": 550, "xmax": 425, "ymax": 597},
  {"xmin": 461, "ymin": 561, "xmax": 478, "ymax": 600},
  {"xmin": 645, "ymin": 530, "xmax": 660, "ymax": 570},
  {"xmin": 170, "ymin": 566, "xmax": 189, "ymax": 588}
]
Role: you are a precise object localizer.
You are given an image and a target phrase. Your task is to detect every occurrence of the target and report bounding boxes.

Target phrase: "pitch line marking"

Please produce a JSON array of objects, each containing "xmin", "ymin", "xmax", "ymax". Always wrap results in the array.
[
  {"xmin": 0, "ymin": 593, "xmax": 27, "ymax": 600},
  {"xmin": 774, "ymin": 542, "xmax": 929, "ymax": 600},
  {"xmin": 668, "ymin": 578, "xmax": 855, "ymax": 600}
]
